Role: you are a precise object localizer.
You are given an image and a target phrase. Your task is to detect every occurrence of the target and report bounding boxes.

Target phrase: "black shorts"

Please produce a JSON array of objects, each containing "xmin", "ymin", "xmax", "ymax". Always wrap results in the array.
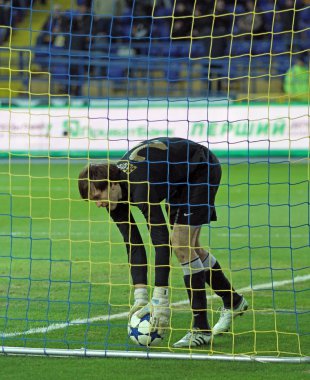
[{"xmin": 166, "ymin": 149, "xmax": 222, "ymax": 226}]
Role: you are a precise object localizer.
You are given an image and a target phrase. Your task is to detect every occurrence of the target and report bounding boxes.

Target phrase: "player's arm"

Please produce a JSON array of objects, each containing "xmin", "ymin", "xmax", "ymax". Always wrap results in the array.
[
  {"xmin": 109, "ymin": 202, "xmax": 149, "ymax": 315},
  {"xmin": 138, "ymin": 201, "xmax": 171, "ymax": 287},
  {"xmin": 109, "ymin": 202, "xmax": 148, "ymax": 285},
  {"xmin": 134, "ymin": 186, "xmax": 171, "ymax": 334}
]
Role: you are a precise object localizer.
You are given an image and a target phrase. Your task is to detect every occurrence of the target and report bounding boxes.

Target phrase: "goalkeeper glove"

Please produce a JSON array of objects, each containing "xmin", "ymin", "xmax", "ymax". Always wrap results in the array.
[
  {"xmin": 129, "ymin": 287, "xmax": 148, "ymax": 319},
  {"xmin": 135, "ymin": 287, "xmax": 170, "ymax": 336}
]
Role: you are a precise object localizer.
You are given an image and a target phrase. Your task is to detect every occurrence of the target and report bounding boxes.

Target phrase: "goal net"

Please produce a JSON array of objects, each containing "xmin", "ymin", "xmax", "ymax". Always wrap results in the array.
[{"xmin": 0, "ymin": 0, "xmax": 309, "ymax": 362}]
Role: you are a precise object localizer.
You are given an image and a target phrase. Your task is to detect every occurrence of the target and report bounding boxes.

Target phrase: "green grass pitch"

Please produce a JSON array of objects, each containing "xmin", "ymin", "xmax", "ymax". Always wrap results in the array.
[{"xmin": 0, "ymin": 158, "xmax": 309, "ymax": 362}]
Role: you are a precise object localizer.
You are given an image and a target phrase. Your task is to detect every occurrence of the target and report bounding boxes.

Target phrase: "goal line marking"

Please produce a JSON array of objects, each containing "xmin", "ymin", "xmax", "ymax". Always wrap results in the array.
[{"xmin": 1, "ymin": 274, "xmax": 309, "ymax": 338}]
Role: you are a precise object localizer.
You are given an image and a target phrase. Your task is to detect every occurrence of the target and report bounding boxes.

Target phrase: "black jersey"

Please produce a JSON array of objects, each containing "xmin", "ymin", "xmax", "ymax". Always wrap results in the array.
[{"xmin": 109, "ymin": 137, "xmax": 221, "ymax": 287}]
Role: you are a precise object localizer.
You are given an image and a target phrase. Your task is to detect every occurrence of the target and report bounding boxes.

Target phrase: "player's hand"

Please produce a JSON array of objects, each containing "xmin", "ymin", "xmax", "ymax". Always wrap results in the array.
[
  {"xmin": 128, "ymin": 288, "xmax": 148, "ymax": 319},
  {"xmin": 129, "ymin": 299, "xmax": 148, "ymax": 319},
  {"xmin": 136, "ymin": 287, "xmax": 170, "ymax": 336}
]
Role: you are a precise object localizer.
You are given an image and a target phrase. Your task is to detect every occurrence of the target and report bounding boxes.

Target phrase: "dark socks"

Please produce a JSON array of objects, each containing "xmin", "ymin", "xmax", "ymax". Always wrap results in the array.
[
  {"xmin": 205, "ymin": 261, "xmax": 242, "ymax": 309},
  {"xmin": 184, "ymin": 270, "xmax": 211, "ymax": 332}
]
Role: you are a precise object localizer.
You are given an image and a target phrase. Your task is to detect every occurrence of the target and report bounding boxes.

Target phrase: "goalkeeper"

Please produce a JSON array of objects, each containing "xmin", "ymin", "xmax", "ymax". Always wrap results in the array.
[{"xmin": 78, "ymin": 137, "xmax": 248, "ymax": 348}]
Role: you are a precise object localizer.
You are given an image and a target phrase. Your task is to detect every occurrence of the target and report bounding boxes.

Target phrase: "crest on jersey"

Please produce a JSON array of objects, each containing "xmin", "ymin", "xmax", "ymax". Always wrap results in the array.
[{"xmin": 117, "ymin": 161, "xmax": 137, "ymax": 174}]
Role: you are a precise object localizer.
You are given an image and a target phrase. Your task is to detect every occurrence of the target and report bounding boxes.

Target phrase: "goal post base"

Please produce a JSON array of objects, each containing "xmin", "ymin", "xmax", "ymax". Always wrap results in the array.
[{"xmin": 1, "ymin": 346, "xmax": 309, "ymax": 364}]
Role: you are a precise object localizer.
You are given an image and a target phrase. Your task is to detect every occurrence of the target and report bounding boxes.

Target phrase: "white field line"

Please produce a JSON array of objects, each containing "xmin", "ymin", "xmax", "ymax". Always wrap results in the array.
[{"xmin": 1, "ymin": 274, "xmax": 310, "ymax": 339}]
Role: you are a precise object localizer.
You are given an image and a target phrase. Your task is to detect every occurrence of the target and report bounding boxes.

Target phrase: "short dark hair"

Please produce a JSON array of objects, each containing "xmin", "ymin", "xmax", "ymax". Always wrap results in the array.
[{"xmin": 78, "ymin": 163, "xmax": 120, "ymax": 200}]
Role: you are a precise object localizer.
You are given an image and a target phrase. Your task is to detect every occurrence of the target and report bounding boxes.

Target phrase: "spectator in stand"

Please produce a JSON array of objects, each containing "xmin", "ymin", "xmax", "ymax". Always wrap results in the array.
[
  {"xmin": 275, "ymin": 0, "xmax": 306, "ymax": 52},
  {"xmin": 76, "ymin": 0, "xmax": 92, "ymax": 10},
  {"xmin": 283, "ymin": 53, "xmax": 309, "ymax": 101},
  {"xmin": 0, "ymin": 0, "xmax": 12, "ymax": 42},
  {"xmin": 192, "ymin": 3, "xmax": 213, "ymax": 57},
  {"xmin": 63, "ymin": 2, "xmax": 93, "ymax": 96},
  {"xmin": 171, "ymin": 1, "xmax": 193, "ymax": 38},
  {"xmin": 210, "ymin": 0, "xmax": 233, "ymax": 93},
  {"xmin": 192, "ymin": 0, "xmax": 234, "ymax": 58},
  {"xmin": 34, "ymin": 4, "xmax": 67, "ymax": 86},
  {"xmin": 130, "ymin": 2, "xmax": 153, "ymax": 54},
  {"xmin": 36, "ymin": 4, "xmax": 65, "ymax": 46},
  {"xmin": 92, "ymin": 0, "xmax": 125, "ymax": 36},
  {"xmin": 278, "ymin": 0, "xmax": 301, "ymax": 33},
  {"xmin": 236, "ymin": 1, "xmax": 265, "ymax": 38}
]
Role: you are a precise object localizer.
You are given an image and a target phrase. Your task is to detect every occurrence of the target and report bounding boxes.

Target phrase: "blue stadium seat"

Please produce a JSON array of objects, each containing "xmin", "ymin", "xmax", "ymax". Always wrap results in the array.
[
  {"xmin": 153, "ymin": 5, "xmax": 172, "ymax": 17},
  {"xmin": 229, "ymin": 56, "xmax": 250, "ymax": 78},
  {"xmin": 92, "ymin": 36, "xmax": 110, "ymax": 54},
  {"xmin": 151, "ymin": 18, "xmax": 170, "ymax": 39},
  {"xmin": 164, "ymin": 61, "xmax": 181, "ymax": 81},
  {"xmin": 51, "ymin": 63, "xmax": 69, "ymax": 79},
  {"xmin": 50, "ymin": 51, "xmax": 69, "ymax": 81},
  {"xmin": 226, "ymin": 4, "xmax": 245, "ymax": 14},
  {"xmin": 177, "ymin": 40, "xmax": 191, "ymax": 57},
  {"xmin": 250, "ymin": 55, "xmax": 270, "ymax": 76},
  {"xmin": 300, "ymin": 30, "xmax": 310, "ymax": 51},
  {"xmin": 118, "ymin": 20, "xmax": 132, "ymax": 39},
  {"xmin": 161, "ymin": 41, "xmax": 181, "ymax": 58},
  {"xmin": 191, "ymin": 43, "xmax": 205, "ymax": 58},
  {"xmin": 259, "ymin": 0, "xmax": 276, "ymax": 11},
  {"xmin": 272, "ymin": 54, "xmax": 292, "ymax": 75},
  {"xmin": 107, "ymin": 58, "xmax": 128, "ymax": 79},
  {"xmin": 272, "ymin": 22, "xmax": 284, "ymax": 33},
  {"xmin": 299, "ymin": 6, "xmax": 310, "ymax": 23},
  {"xmin": 252, "ymin": 39, "xmax": 271, "ymax": 55},
  {"xmin": 271, "ymin": 36, "xmax": 288, "ymax": 54},
  {"xmin": 147, "ymin": 41, "xmax": 165, "ymax": 57},
  {"xmin": 231, "ymin": 39, "xmax": 252, "ymax": 56},
  {"xmin": 262, "ymin": 11, "xmax": 274, "ymax": 26}
]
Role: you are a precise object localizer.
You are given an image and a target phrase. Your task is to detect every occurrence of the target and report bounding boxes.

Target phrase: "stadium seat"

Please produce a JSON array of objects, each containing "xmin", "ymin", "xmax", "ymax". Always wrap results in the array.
[
  {"xmin": 177, "ymin": 40, "xmax": 191, "ymax": 58},
  {"xmin": 259, "ymin": 0, "xmax": 276, "ymax": 11},
  {"xmin": 92, "ymin": 36, "xmax": 110, "ymax": 54},
  {"xmin": 0, "ymin": 28, "xmax": 7, "ymax": 44},
  {"xmin": 147, "ymin": 41, "xmax": 164, "ymax": 57},
  {"xmin": 107, "ymin": 58, "xmax": 128, "ymax": 79},
  {"xmin": 121, "ymin": 24, "xmax": 133, "ymax": 39},
  {"xmin": 51, "ymin": 63, "xmax": 69, "ymax": 79},
  {"xmin": 231, "ymin": 39, "xmax": 252, "ymax": 56},
  {"xmin": 164, "ymin": 61, "xmax": 181, "ymax": 81},
  {"xmin": 300, "ymin": 30, "xmax": 310, "ymax": 51},
  {"xmin": 161, "ymin": 41, "xmax": 181, "ymax": 58},
  {"xmin": 262, "ymin": 11, "xmax": 274, "ymax": 26},
  {"xmin": 299, "ymin": 5, "xmax": 310, "ymax": 24},
  {"xmin": 153, "ymin": 5, "xmax": 172, "ymax": 17},
  {"xmin": 271, "ymin": 36, "xmax": 288, "ymax": 54},
  {"xmin": 152, "ymin": 18, "xmax": 170, "ymax": 39},
  {"xmin": 226, "ymin": 4, "xmax": 245, "ymax": 14},
  {"xmin": 190, "ymin": 41, "xmax": 205, "ymax": 58},
  {"xmin": 252, "ymin": 39, "xmax": 271, "ymax": 55},
  {"xmin": 272, "ymin": 22, "xmax": 284, "ymax": 33},
  {"xmin": 272, "ymin": 54, "xmax": 292, "ymax": 75},
  {"xmin": 229, "ymin": 56, "xmax": 250, "ymax": 78}
]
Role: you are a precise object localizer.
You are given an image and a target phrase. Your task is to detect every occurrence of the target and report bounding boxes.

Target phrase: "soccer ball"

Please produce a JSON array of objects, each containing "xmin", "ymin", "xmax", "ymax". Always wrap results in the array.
[{"xmin": 128, "ymin": 313, "xmax": 164, "ymax": 347}]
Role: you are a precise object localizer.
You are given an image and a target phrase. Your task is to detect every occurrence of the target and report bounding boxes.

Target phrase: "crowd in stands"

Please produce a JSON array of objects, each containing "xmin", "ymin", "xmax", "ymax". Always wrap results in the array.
[
  {"xmin": 3, "ymin": 0, "xmax": 307, "ymax": 97},
  {"xmin": 35, "ymin": 0, "xmax": 309, "ymax": 51},
  {"xmin": 34, "ymin": 0, "xmax": 308, "ymax": 96},
  {"xmin": 0, "ymin": 0, "xmax": 47, "ymax": 43}
]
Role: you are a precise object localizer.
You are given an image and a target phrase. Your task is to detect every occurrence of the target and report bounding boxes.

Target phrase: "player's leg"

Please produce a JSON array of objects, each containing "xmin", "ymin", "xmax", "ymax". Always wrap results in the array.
[
  {"xmin": 194, "ymin": 233, "xmax": 248, "ymax": 334},
  {"xmin": 171, "ymin": 224, "xmax": 212, "ymax": 348},
  {"xmin": 194, "ymin": 232, "xmax": 243, "ymax": 308},
  {"xmin": 198, "ymin": 150, "xmax": 248, "ymax": 334}
]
